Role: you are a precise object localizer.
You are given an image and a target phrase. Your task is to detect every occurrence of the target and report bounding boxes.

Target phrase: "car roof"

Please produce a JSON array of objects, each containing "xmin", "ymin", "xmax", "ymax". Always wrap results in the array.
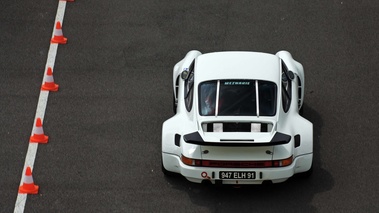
[{"xmin": 194, "ymin": 51, "xmax": 281, "ymax": 84}]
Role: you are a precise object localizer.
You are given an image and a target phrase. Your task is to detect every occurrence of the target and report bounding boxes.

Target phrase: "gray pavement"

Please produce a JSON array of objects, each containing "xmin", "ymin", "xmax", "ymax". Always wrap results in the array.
[{"xmin": 1, "ymin": 0, "xmax": 378, "ymax": 212}]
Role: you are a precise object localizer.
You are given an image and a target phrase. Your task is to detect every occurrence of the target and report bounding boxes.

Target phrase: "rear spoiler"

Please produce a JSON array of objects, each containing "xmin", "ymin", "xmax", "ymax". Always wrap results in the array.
[{"xmin": 183, "ymin": 131, "xmax": 291, "ymax": 147}]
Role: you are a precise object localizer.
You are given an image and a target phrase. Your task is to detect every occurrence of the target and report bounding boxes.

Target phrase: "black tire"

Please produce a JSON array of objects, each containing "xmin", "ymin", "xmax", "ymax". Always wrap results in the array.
[
  {"xmin": 299, "ymin": 105, "xmax": 304, "ymax": 115},
  {"xmin": 161, "ymin": 161, "xmax": 177, "ymax": 177},
  {"xmin": 297, "ymin": 164, "xmax": 313, "ymax": 178}
]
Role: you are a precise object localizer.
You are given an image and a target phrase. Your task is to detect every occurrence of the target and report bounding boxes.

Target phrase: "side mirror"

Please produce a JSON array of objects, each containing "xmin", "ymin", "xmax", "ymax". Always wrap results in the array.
[
  {"xmin": 181, "ymin": 70, "xmax": 189, "ymax": 80},
  {"xmin": 282, "ymin": 71, "xmax": 295, "ymax": 82},
  {"xmin": 288, "ymin": 71, "xmax": 295, "ymax": 80}
]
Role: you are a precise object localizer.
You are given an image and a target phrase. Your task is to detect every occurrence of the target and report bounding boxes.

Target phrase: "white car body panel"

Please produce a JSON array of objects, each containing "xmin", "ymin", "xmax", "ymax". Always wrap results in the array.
[
  {"xmin": 162, "ymin": 50, "xmax": 313, "ymax": 185},
  {"xmin": 195, "ymin": 52, "xmax": 281, "ymax": 83}
]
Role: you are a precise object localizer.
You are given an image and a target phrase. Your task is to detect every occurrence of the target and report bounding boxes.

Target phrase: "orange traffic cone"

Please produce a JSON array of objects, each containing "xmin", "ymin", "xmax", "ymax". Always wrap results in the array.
[
  {"xmin": 51, "ymin": 21, "xmax": 67, "ymax": 44},
  {"xmin": 19, "ymin": 166, "xmax": 39, "ymax": 194},
  {"xmin": 41, "ymin": 67, "xmax": 59, "ymax": 91},
  {"xmin": 30, "ymin": 118, "xmax": 49, "ymax": 143}
]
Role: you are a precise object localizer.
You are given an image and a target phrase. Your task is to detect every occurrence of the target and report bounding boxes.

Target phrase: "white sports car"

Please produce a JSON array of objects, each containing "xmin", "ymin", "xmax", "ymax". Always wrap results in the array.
[{"xmin": 162, "ymin": 50, "xmax": 313, "ymax": 185}]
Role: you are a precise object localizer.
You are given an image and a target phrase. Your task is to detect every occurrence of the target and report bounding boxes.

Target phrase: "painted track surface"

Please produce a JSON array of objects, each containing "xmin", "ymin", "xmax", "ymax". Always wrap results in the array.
[{"xmin": 1, "ymin": 1, "xmax": 378, "ymax": 212}]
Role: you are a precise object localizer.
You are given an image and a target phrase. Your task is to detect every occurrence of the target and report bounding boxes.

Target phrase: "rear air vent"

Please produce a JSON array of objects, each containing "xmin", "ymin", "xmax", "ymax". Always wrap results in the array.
[
  {"xmin": 202, "ymin": 122, "xmax": 273, "ymax": 132},
  {"xmin": 174, "ymin": 134, "xmax": 181, "ymax": 147}
]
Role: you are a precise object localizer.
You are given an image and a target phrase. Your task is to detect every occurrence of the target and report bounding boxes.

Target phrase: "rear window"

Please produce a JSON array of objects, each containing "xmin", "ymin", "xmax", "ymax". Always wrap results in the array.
[{"xmin": 199, "ymin": 80, "xmax": 277, "ymax": 116}]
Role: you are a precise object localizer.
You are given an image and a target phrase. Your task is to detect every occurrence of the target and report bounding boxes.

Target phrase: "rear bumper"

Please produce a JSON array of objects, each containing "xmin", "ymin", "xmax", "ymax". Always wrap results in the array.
[{"xmin": 162, "ymin": 152, "xmax": 312, "ymax": 184}]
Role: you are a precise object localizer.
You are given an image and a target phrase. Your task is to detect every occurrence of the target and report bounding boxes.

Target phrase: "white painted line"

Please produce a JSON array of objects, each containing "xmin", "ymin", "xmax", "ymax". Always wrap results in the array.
[{"xmin": 14, "ymin": 1, "xmax": 67, "ymax": 213}]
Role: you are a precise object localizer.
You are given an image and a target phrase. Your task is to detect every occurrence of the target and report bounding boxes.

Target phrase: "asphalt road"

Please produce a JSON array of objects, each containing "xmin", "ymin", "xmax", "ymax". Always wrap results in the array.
[{"xmin": 1, "ymin": 0, "xmax": 378, "ymax": 212}]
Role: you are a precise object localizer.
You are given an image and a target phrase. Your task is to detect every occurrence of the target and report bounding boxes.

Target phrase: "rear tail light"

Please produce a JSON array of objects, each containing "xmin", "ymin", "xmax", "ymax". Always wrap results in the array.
[
  {"xmin": 181, "ymin": 155, "xmax": 202, "ymax": 166},
  {"xmin": 279, "ymin": 156, "xmax": 293, "ymax": 166},
  {"xmin": 181, "ymin": 155, "xmax": 293, "ymax": 168}
]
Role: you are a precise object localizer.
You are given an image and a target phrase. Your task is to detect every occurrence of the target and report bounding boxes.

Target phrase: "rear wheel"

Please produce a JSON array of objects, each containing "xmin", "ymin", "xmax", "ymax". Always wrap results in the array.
[
  {"xmin": 161, "ymin": 160, "xmax": 177, "ymax": 177},
  {"xmin": 299, "ymin": 105, "xmax": 304, "ymax": 115},
  {"xmin": 297, "ymin": 164, "xmax": 313, "ymax": 178}
]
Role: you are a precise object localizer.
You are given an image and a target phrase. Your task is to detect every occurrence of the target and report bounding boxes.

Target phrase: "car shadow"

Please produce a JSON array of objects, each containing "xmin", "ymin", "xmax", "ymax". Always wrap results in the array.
[{"xmin": 162, "ymin": 103, "xmax": 334, "ymax": 212}]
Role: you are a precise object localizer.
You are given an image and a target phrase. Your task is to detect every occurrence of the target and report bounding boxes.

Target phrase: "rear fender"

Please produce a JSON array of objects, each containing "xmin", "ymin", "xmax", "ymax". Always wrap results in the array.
[
  {"xmin": 295, "ymin": 116, "xmax": 313, "ymax": 173},
  {"xmin": 285, "ymin": 114, "xmax": 313, "ymax": 173},
  {"xmin": 162, "ymin": 114, "xmax": 201, "ymax": 173},
  {"xmin": 162, "ymin": 115, "xmax": 184, "ymax": 155},
  {"xmin": 291, "ymin": 115, "xmax": 313, "ymax": 158},
  {"xmin": 162, "ymin": 113, "xmax": 198, "ymax": 156}
]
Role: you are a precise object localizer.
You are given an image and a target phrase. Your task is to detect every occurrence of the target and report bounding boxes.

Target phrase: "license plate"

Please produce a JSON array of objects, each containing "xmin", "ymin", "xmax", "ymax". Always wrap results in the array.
[{"xmin": 219, "ymin": 171, "xmax": 256, "ymax": 179}]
